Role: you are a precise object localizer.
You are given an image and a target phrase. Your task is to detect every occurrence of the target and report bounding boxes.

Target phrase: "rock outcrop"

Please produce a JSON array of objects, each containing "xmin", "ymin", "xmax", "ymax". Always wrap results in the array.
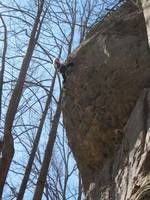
[{"xmin": 63, "ymin": 1, "xmax": 150, "ymax": 199}]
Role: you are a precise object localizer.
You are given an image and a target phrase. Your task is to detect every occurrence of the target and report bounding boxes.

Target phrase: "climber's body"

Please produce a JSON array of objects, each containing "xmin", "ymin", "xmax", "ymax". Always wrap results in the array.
[{"xmin": 54, "ymin": 58, "xmax": 74, "ymax": 83}]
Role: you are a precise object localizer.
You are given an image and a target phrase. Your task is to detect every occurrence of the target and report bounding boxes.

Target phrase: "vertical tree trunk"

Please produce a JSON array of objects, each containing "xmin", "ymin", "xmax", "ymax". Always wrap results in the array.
[
  {"xmin": 33, "ymin": 91, "xmax": 62, "ymax": 200},
  {"xmin": 141, "ymin": 0, "xmax": 150, "ymax": 47},
  {"xmin": 62, "ymin": 171, "xmax": 68, "ymax": 200},
  {"xmin": 0, "ymin": 1, "xmax": 44, "ymax": 198},
  {"xmin": 77, "ymin": 173, "xmax": 82, "ymax": 200},
  {"xmin": 0, "ymin": 15, "xmax": 7, "ymax": 123},
  {"xmin": 17, "ymin": 72, "xmax": 56, "ymax": 200}
]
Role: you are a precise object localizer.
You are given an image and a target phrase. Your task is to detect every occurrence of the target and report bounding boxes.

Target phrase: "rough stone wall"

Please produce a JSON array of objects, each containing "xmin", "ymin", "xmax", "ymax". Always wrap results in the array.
[
  {"xmin": 63, "ymin": 1, "xmax": 150, "ymax": 199},
  {"xmin": 113, "ymin": 89, "xmax": 150, "ymax": 200}
]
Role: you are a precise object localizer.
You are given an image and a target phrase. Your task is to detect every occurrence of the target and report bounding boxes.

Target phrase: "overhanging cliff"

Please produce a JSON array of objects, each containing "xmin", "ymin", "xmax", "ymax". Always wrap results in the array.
[{"xmin": 63, "ymin": 1, "xmax": 150, "ymax": 199}]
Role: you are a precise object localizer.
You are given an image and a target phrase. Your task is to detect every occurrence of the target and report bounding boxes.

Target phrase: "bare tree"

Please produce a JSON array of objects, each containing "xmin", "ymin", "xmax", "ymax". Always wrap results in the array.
[
  {"xmin": 0, "ymin": 14, "xmax": 7, "ymax": 124},
  {"xmin": 0, "ymin": 0, "xmax": 45, "ymax": 197},
  {"xmin": 78, "ymin": 173, "xmax": 83, "ymax": 200},
  {"xmin": 49, "ymin": 125, "xmax": 81, "ymax": 200},
  {"xmin": 33, "ymin": 90, "xmax": 62, "ymax": 200},
  {"xmin": 17, "ymin": 71, "xmax": 57, "ymax": 200}
]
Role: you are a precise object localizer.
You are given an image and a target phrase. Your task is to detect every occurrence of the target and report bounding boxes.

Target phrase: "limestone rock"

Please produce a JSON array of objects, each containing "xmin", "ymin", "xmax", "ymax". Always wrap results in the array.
[{"xmin": 63, "ymin": 1, "xmax": 150, "ymax": 199}]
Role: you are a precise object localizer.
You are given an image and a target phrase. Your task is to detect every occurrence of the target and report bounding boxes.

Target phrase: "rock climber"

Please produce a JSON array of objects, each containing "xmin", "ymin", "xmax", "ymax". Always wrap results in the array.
[{"xmin": 54, "ymin": 58, "xmax": 74, "ymax": 83}]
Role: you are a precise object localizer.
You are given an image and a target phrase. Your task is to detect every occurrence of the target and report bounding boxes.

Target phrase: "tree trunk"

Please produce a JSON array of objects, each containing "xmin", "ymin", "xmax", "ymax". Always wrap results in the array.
[
  {"xmin": 0, "ymin": 15, "xmax": 7, "ymax": 123},
  {"xmin": 0, "ymin": 1, "xmax": 44, "ymax": 198},
  {"xmin": 17, "ymin": 72, "xmax": 56, "ymax": 200},
  {"xmin": 77, "ymin": 173, "xmax": 82, "ymax": 200},
  {"xmin": 33, "ymin": 91, "xmax": 62, "ymax": 200}
]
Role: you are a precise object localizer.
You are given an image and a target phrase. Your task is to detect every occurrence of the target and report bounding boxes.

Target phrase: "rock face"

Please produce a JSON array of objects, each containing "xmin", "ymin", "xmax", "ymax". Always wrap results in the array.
[{"xmin": 63, "ymin": 1, "xmax": 150, "ymax": 199}]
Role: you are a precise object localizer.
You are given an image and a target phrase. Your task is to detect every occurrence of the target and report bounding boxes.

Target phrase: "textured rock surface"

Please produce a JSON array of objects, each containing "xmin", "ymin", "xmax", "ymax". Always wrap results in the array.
[
  {"xmin": 113, "ymin": 89, "xmax": 150, "ymax": 200},
  {"xmin": 63, "ymin": 1, "xmax": 150, "ymax": 199}
]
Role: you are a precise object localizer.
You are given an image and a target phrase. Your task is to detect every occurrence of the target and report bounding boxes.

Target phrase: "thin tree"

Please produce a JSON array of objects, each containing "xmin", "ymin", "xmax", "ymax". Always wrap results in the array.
[
  {"xmin": 0, "ymin": 14, "xmax": 7, "ymax": 124},
  {"xmin": 77, "ymin": 172, "xmax": 83, "ymax": 200},
  {"xmin": 33, "ymin": 91, "xmax": 63, "ymax": 200},
  {"xmin": 0, "ymin": 0, "xmax": 45, "ymax": 198},
  {"xmin": 17, "ymin": 71, "xmax": 57, "ymax": 200}
]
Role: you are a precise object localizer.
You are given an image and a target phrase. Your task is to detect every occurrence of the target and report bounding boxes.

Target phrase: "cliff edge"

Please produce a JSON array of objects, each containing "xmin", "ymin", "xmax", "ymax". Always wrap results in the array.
[{"xmin": 63, "ymin": 1, "xmax": 150, "ymax": 199}]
